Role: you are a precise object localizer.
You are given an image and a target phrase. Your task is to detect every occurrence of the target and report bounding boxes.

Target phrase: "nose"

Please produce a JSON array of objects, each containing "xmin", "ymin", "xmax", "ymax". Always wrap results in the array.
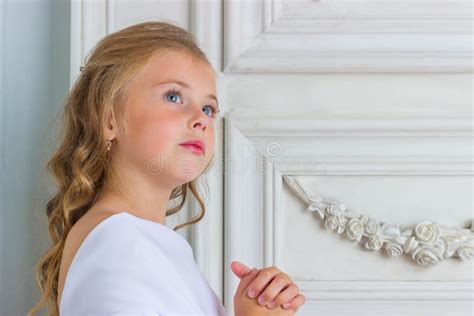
[{"xmin": 189, "ymin": 106, "xmax": 208, "ymax": 132}]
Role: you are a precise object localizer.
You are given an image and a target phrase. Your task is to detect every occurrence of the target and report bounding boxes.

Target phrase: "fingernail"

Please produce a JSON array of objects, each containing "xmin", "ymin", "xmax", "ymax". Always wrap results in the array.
[
  {"xmin": 282, "ymin": 302, "xmax": 290, "ymax": 309},
  {"xmin": 268, "ymin": 301, "xmax": 276, "ymax": 308},
  {"xmin": 247, "ymin": 289, "xmax": 256, "ymax": 298},
  {"xmin": 258, "ymin": 296, "xmax": 265, "ymax": 305}
]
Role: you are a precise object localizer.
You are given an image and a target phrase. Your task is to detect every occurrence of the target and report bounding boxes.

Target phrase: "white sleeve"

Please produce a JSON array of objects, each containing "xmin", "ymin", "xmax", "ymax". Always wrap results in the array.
[{"xmin": 59, "ymin": 221, "xmax": 165, "ymax": 315}]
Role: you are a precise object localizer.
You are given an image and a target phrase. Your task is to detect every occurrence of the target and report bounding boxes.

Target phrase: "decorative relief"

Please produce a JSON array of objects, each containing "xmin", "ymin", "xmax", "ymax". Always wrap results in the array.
[
  {"xmin": 224, "ymin": 0, "xmax": 473, "ymax": 73},
  {"xmin": 283, "ymin": 175, "xmax": 474, "ymax": 266}
]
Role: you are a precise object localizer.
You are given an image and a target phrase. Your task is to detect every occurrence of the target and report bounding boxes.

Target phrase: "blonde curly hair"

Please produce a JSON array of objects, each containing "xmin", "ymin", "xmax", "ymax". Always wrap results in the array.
[{"xmin": 29, "ymin": 21, "xmax": 216, "ymax": 316}]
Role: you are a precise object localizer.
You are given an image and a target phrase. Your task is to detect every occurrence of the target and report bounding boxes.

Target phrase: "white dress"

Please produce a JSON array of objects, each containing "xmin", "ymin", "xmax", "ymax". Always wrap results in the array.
[{"xmin": 59, "ymin": 211, "xmax": 227, "ymax": 316}]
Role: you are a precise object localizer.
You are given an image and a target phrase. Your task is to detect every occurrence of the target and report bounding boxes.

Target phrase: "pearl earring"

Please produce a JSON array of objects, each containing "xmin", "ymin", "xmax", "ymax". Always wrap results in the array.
[{"xmin": 106, "ymin": 140, "xmax": 112, "ymax": 151}]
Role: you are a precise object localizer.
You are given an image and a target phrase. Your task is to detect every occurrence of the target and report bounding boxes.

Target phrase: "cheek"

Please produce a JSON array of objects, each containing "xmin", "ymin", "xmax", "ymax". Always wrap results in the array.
[{"xmin": 127, "ymin": 110, "xmax": 180, "ymax": 160}]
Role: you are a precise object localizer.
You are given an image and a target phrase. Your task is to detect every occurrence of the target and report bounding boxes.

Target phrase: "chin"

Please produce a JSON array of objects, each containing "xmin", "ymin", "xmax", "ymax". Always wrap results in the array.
[{"xmin": 173, "ymin": 169, "xmax": 201, "ymax": 185}]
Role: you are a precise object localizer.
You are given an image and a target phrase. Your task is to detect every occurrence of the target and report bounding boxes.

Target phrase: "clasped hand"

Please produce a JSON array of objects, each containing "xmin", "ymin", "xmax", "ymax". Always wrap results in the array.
[{"xmin": 231, "ymin": 261, "xmax": 305, "ymax": 315}]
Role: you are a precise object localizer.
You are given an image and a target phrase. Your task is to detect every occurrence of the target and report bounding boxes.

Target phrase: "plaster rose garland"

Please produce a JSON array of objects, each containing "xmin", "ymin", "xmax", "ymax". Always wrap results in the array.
[{"xmin": 283, "ymin": 175, "xmax": 474, "ymax": 266}]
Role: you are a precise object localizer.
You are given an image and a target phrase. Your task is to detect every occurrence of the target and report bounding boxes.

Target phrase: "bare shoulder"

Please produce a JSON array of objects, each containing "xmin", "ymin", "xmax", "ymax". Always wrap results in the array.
[{"xmin": 58, "ymin": 210, "xmax": 120, "ymax": 306}]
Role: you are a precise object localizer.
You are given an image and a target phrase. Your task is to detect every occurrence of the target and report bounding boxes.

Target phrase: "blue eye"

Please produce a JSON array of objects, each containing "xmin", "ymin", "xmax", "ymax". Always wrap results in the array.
[
  {"xmin": 165, "ymin": 87, "xmax": 220, "ymax": 119},
  {"xmin": 165, "ymin": 88, "xmax": 183, "ymax": 103},
  {"xmin": 203, "ymin": 105, "xmax": 220, "ymax": 118}
]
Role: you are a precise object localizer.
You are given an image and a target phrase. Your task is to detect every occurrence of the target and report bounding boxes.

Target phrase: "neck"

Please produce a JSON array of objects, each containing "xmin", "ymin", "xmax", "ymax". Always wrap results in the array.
[{"xmin": 95, "ymin": 179, "xmax": 174, "ymax": 226}]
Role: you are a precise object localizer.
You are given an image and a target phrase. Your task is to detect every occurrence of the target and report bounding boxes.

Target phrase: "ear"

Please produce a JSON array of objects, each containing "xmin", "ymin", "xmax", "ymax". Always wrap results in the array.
[{"xmin": 103, "ymin": 110, "xmax": 117, "ymax": 141}]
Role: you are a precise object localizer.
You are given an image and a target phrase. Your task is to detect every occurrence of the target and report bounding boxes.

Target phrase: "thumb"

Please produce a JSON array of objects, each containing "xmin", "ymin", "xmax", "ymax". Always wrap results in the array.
[
  {"xmin": 235, "ymin": 268, "xmax": 258, "ymax": 297},
  {"xmin": 230, "ymin": 261, "xmax": 252, "ymax": 279}
]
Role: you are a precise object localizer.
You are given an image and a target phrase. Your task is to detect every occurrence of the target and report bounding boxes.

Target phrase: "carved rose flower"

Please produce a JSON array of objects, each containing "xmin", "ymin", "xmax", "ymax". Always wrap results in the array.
[
  {"xmin": 384, "ymin": 242, "xmax": 403, "ymax": 257},
  {"xmin": 457, "ymin": 247, "xmax": 474, "ymax": 261},
  {"xmin": 414, "ymin": 221, "xmax": 439, "ymax": 245},
  {"xmin": 325, "ymin": 216, "xmax": 339, "ymax": 230},
  {"xmin": 365, "ymin": 221, "xmax": 379, "ymax": 234},
  {"xmin": 412, "ymin": 248, "xmax": 440, "ymax": 265},
  {"xmin": 365, "ymin": 234, "xmax": 384, "ymax": 250},
  {"xmin": 346, "ymin": 218, "xmax": 365, "ymax": 241},
  {"xmin": 326, "ymin": 203, "xmax": 345, "ymax": 217},
  {"xmin": 367, "ymin": 235, "xmax": 383, "ymax": 250}
]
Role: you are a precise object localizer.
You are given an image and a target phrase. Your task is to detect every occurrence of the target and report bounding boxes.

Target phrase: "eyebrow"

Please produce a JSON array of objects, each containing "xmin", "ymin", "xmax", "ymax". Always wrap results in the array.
[{"xmin": 155, "ymin": 79, "xmax": 219, "ymax": 108}]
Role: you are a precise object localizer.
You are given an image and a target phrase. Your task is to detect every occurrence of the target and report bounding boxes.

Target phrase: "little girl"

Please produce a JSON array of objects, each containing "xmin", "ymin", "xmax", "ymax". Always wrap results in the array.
[{"xmin": 29, "ymin": 21, "xmax": 305, "ymax": 315}]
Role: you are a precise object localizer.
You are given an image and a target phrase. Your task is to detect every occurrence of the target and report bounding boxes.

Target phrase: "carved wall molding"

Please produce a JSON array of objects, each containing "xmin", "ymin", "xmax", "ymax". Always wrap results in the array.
[
  {"xmin": 283, "ymin": 175, "xmax": 474, "ymax": 266},
  {"xmin": 223, "ymin": 0, "xmax": 473, "ymax": 73},
  {"xmin": 225, "ymin": 117, "xmax": 473, "ymax": 313}
]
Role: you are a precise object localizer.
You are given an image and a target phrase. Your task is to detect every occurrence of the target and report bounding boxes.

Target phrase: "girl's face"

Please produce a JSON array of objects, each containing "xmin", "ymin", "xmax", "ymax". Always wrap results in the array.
[{"xmin": 111, "ymin": 50, "xmax": 218, "ymax": 189}]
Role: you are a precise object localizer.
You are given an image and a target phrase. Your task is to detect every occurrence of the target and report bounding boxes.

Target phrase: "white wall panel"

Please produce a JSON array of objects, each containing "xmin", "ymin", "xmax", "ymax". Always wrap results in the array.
[
  {"xmin": 224, "ymin": 116, "xmax": 473, "ymax": 315},
  {"xmin": 223, "ymin": 0, "xmax": 473, "ymax": 73}
]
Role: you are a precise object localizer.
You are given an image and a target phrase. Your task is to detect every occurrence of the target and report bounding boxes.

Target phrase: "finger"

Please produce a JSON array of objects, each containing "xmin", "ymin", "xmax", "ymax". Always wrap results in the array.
[
  {"xmin": 235, "ymin": 268, "xmax": 258, "ymax": 297},
  {"xmin": 265, "ymin": 283, "xmax": 299, "ymax": 309},
  {"xmin": 230, "ymin": 261, "xmax": 252, "ymax": 278},
  {"xmin": 282, "ymin": 294, "xmax": 306, "ymax": 310},
  {"xmin": 254, "ymin": 274, "xmax": 292, "ymax": 306},
  {"xmin": 246, "ymin": 269, "xmax": 284, "ymax": 300}
]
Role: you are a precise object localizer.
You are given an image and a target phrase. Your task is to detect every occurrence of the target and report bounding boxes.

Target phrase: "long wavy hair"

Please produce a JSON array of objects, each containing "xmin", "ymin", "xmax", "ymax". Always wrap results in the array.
[{"xmin": 28, "ymin": 21, "xmax": 216, "ymax": 316}]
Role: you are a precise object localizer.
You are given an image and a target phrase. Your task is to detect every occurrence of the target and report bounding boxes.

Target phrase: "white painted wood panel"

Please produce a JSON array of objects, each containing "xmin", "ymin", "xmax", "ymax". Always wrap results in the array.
[
  {"xmin": 224, "ymin": 116, "xmax": 473, "ymax": 315},
  {"xmin": 224, "ymin": 0, "xmax": 473, "ymax": 73}
]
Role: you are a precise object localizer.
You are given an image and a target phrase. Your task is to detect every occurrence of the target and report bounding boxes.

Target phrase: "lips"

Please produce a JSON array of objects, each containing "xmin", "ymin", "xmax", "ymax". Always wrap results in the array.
[{"xmin": 179, "ymin": 139, "xmax": 205, "ymax": 154}]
